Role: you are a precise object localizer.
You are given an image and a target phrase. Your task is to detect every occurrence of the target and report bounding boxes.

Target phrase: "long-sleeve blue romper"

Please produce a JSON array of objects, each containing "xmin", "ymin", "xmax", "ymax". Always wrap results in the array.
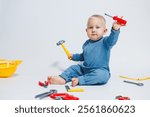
[{"xmin": 60, "ymin": 29, "xmax": 120, "ymax": 85}]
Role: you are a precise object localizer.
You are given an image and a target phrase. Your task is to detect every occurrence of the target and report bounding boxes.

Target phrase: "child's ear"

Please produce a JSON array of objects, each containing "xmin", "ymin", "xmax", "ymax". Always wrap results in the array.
[
  {"xmin": 104, "ymin": 28, "xmax": 107, "ymax": 34},
  {"xmin": 86, "ymin": 28, "xmax": 87, "ymax": 32}
]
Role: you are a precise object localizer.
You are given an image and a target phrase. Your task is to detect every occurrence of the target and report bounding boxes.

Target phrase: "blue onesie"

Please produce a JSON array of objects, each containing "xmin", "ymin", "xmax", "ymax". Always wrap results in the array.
[{"xmin": 60, "ymin": 29, "xmax": 120, "ymax": 85}]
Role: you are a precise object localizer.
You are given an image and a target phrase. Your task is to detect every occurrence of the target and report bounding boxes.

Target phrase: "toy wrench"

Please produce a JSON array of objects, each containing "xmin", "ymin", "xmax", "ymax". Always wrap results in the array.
[
  {"xmin": 123, "ymin": 80, "xmax": 144, "ymax": 86},
  {"xmin": 35, "ymin": 89, "xmax": 57, "ymax": 99}
]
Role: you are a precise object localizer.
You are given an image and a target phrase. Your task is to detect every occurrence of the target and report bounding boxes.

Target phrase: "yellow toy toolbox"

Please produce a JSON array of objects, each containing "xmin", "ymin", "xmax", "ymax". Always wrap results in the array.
[{"xmin": 0, "ymin": 58, "xmax": 22, "ymax": 78}]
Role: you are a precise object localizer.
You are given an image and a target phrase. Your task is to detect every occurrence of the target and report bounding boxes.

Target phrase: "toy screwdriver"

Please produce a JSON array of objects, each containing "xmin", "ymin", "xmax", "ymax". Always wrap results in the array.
[
  {"xmin": 105, "ymin": 13, "xmax": 127, "ymax": 26},
  {"xmin": 65, "ymin": 85, "xmax": 84, "ymax": 92}
]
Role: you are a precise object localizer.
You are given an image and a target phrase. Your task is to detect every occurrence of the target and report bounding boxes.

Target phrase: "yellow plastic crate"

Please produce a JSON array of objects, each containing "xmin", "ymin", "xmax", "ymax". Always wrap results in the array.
[{"xmin": 0, "ymin": 59, "xmax": 22, "ymax": 78}]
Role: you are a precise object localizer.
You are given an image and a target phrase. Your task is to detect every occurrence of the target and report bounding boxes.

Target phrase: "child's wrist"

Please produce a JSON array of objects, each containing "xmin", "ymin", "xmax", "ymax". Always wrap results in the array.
[{"xmin": 112, "ymin": 27, "xmax": 120, "ymax": 31}]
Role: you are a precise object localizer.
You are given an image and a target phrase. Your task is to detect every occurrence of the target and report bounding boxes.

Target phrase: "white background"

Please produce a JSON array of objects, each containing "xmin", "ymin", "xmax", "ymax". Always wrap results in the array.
[{"xmin": 0, "ymin": 0, "xmax": 150, "ymax": 99}]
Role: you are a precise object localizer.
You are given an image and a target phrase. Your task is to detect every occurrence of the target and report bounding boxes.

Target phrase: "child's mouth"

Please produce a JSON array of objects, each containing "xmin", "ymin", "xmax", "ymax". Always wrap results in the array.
[{"xmin": 91, "ymin": 34, "xmax": 97, "ymax": 36}]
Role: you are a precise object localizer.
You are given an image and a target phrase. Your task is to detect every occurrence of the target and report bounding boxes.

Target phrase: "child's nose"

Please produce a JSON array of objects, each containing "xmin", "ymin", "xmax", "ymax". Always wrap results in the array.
[{"xmin": 92, "ymin": 27, "xmax": 96, "ymax": 32}]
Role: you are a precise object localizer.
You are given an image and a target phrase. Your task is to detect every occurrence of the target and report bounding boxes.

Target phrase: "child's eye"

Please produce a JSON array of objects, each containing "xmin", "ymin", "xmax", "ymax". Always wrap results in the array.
[
  {"xmin": 96, "ymin": 26, "xmax": 100, "ymax": 29},
  {"xmin": 88, "ymin": 27, "xmax": 93, "ymax": 29}
]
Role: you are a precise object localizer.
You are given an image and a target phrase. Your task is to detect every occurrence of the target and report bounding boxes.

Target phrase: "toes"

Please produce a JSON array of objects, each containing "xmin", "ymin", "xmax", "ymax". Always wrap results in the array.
[{"xmin": 72, "ymin": 81, "xmax": 76, "ymax": 87}]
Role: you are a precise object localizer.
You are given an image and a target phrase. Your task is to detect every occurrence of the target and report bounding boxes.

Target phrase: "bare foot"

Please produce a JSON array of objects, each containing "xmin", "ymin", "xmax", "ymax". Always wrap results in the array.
[
  {"xmin": 47, "ymin": 76, "xmax": 66, "ymax": 85},
  {"xmin": 72, "ymin": 78, "xmax": 79, "ymax": 87}
]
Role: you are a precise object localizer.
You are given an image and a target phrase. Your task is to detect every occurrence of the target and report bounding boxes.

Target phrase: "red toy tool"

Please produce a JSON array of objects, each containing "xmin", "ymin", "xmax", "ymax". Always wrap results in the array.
[
  {"xmin": 105, "ymin": 13, "xmax": 127, "ymax": 26},
  {"xmin": 115, "ymin": 95, "xmax": 130, "ymax": 100},
  {"xmin": 50, "ymin": 93, "xmax": 79, "ymax": 100},
  {"xmin": 38, "ymin": 81, "xmax": 48, "ymax": 88}
]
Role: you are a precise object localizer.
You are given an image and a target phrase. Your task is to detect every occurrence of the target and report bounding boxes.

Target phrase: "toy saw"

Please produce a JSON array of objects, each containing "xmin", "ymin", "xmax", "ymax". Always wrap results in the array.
[{"xmin": 120, "ymin": 75, "xmax": 150, "ymax": 81}]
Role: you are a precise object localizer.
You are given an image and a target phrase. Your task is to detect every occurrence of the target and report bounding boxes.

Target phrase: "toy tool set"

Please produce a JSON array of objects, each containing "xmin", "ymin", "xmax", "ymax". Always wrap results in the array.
[
  {"xmin": 120, "ymin": 75, "xmax": 150, "ymax": 86},
  {"xmin": 0, "ymin": 58, "xmax": 22, "ymax": 78},
  {"xmin": 35, "ymin": 89, "xmax": 79, "ymax": 100},
  {"xmin": 105, "ymin": 13, "xmax": 127, "ymax": 26}
]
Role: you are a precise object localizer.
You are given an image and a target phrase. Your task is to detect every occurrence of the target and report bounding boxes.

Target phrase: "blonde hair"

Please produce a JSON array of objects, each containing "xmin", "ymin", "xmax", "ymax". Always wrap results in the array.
[{"xmin": 87, "ymin": 14, "xmax": 106, "ymax": 27}]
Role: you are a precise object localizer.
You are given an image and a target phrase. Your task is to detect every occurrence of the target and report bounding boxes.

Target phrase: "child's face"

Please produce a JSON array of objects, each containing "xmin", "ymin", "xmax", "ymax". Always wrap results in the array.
[{"xmin": 86, "ymin": 17, "xmax": 107, "ymax": 41}]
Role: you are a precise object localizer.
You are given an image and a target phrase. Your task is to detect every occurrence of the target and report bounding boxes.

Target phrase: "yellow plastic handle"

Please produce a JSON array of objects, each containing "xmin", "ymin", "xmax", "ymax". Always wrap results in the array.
[
  {"xmin": 68, "ymin": 88, "xmax": 84, "ymax": 92},
  {"xmin": 61, "ymin": 43, "xmax": 71, "ymax": 57}
]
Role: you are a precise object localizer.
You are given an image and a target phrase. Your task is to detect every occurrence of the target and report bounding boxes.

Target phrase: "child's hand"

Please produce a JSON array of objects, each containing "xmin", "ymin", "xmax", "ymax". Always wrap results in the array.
[
  {"xmin": 72, "ymin": 78, "xmax": 79, "ymax": 87},
  {"xmin": 112, "ymin": 22, "xmax": 123, "ymax": 30},
  {"xmin": 112, "ymin": 17, "xmax": 125, "ymax": 30},
  {"xmin": 68, "ymin": 54, "xmax": 73, "ymax": 60}
]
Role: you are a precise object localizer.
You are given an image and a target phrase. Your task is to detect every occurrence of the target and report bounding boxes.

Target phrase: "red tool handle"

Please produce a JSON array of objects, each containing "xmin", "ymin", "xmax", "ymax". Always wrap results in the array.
[
  {"xmin": 50, "ymin": 93, "xmax": 79, "ymax": 100},
  {"xmin": 113, "ymin": 16, "xmax": 127, "ymax": 26},
  {"xmin": 50, "ymin": 93, "xmax": 69, "ymax": 99}
]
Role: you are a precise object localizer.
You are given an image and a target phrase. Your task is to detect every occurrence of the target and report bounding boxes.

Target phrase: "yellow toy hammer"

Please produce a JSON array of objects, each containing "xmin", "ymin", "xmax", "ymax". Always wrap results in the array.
[{"xmin": 56, "ymin": 40, "xmax": 71, "ymax": 57}]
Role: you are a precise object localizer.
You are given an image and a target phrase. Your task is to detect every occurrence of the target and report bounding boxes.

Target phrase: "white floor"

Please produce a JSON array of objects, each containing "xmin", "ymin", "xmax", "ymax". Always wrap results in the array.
[{"xmin": 0, "ymin": 64, "xmax": 150, "ymax": 100}]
